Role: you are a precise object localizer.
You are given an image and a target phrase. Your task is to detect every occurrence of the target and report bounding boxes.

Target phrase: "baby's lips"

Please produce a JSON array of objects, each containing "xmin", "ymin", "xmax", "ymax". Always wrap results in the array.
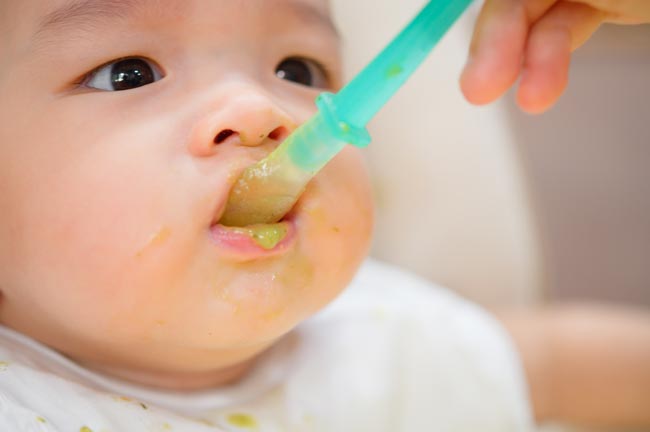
[{"xmin": 209, "ymin": 221, "xmax": 297, "ymax": 260}]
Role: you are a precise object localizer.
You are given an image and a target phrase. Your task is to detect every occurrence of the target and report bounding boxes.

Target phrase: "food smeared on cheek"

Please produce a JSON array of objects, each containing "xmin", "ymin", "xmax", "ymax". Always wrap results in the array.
[
  {"xmin": 135, "ymin": 227, "xmax": 172, "ymax": 258},
  {"xmin": 261, "ymin": 306, "xmax": 285, "ymax": 322},
  {"xmin": 278, "ymin": 252, "xmax": 315, "ymax": 290}
]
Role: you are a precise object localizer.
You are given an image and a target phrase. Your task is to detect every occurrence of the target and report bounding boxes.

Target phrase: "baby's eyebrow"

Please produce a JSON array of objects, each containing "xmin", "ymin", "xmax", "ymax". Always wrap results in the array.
[
  {"xmin": 31, "ymin": 0, "xmax": 339, "ymax": 49},
  {"xmin": 286, "ymin": 0, "xmax": 341, "ymax": 39},
  {"xmin": 32, "ymin": 0, "xmax": 180, "ymax": 45}
]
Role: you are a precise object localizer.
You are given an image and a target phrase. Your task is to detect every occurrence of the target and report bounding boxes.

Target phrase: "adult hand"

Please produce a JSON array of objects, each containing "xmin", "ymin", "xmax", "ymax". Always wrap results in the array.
[{"xmin": 460, "ymin": 0, "xmax": 650, "ymax": 113}]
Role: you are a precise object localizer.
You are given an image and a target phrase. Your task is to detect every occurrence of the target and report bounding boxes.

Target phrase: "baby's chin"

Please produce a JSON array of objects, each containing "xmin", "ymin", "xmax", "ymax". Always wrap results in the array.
[{"xmin": 170, "ymin": 170, "xmax": 371, "ymax": 347}]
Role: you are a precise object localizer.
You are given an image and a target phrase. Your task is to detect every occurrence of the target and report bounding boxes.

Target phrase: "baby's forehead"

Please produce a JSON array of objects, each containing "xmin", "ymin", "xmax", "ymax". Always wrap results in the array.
[
  {"xmin": 1, "ymin": 0, "xmax": 334, "ymax": 60},
  {"xmin": 26, "ymin": 0, "xmax": 331, "ymax": 21},
  {"xmin": 25, "ymin": 0, "xmax": 331, "ymax": 38}
]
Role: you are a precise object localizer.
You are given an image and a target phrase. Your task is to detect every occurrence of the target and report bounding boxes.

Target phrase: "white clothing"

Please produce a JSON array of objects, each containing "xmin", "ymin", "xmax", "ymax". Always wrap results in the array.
[{"xmin": 0, "ymin": 259, "xmax": 533, "ymax": 431}]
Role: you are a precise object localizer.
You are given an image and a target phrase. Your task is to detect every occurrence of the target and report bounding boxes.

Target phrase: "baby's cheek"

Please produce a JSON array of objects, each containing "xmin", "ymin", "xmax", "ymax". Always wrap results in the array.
[
  {"xmin": 20, "ymin": 173, "xmax": 172, "ymax": 324},
  {"xmin": 296, "ymin": 148, "xmax": 374, "ymax": 302},
  {"xmin": 316, "ymin": 147, "xmax": 373, "ymax": 248}
]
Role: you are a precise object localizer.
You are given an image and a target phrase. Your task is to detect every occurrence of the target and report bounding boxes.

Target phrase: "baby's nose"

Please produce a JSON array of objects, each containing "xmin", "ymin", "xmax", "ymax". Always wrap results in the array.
[{"xmin": 188, "ymin": 87, "xmax": 296, "ymax": 158}]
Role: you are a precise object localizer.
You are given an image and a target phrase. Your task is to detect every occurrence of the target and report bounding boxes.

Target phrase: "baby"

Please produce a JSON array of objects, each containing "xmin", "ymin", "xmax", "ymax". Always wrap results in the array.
[{"xmin": 0, "ymin": 0, "xmax": 648, "ymax": 431}]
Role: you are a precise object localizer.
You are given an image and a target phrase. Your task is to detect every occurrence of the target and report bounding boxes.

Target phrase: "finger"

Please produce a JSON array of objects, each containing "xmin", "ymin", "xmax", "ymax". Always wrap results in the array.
[
  {"xmin": 571, "ymin": 0, "xmax": 650, "ymax": 23},
  {"xmin": 516, "ymin": 2, "xmax": 605, "ymax": 114},
  {"xmin": 460, "ymin": 0, "xmax": 556, "ymax": 105}
]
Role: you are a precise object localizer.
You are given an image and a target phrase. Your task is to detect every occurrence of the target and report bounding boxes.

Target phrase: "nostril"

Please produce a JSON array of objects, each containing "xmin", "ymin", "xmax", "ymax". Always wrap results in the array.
[
  {"xmin": 268, "ymin": 126, "xmax": 288, "ymax": 141},
  {"xmin": 215, "ymin": 129, "xmax": 237, "ymax": 145}
]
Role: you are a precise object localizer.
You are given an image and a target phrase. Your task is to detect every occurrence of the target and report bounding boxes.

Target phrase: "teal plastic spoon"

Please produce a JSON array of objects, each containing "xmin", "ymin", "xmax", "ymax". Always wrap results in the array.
[{"xmin": 219, "ymin": 0, "xmax": 473, "ymax": 227}]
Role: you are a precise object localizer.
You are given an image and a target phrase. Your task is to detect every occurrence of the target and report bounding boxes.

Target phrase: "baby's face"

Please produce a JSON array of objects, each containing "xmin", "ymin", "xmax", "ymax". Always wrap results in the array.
[{"xmin": 0, "ymin": 0, "xmax": 372, "ymax": 383}]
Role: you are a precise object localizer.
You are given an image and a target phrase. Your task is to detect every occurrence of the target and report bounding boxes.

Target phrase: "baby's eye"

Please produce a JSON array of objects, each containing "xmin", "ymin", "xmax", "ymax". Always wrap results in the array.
[
  {"xmin": 84, "ymin": 57, "xmax": 164, "ymax": 92},
  {"xmin": 275, "ymin": 57, "xmax": 329, "ymax": 89}
]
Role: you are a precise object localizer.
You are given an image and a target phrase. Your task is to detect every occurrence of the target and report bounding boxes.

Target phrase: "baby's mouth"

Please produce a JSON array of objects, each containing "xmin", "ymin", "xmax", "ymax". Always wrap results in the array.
[
  {"xmin": 212, "ymin": 220, "xmax": 294, "ymax": 251},
  {"xmin": 210, "ymin": 167, "xmax": 302, "ymax": 253},
  {"xmin": 210, "ymin": 209, "xmax": 297, "ymax": 254},
  {"xmin": 217, "ymin": 144, "xmax": 312, "ymax": 228}
]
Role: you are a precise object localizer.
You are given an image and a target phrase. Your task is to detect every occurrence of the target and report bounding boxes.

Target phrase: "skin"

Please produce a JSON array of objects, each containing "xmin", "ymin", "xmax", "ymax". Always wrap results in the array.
[
  {"xmin": 460, "ymin": 0, "xmax": 650, "ymax": 113},
  {"xmin": 0, "ymin": 0, "xmax": 373, "ymax": 390},
  {"xmin": 0, "ymin": 0, "xmax": 648, "ymax": 428},
  {"xmin": 500, "ymin": 305, "xmax": 650, "ymax": 427}
]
